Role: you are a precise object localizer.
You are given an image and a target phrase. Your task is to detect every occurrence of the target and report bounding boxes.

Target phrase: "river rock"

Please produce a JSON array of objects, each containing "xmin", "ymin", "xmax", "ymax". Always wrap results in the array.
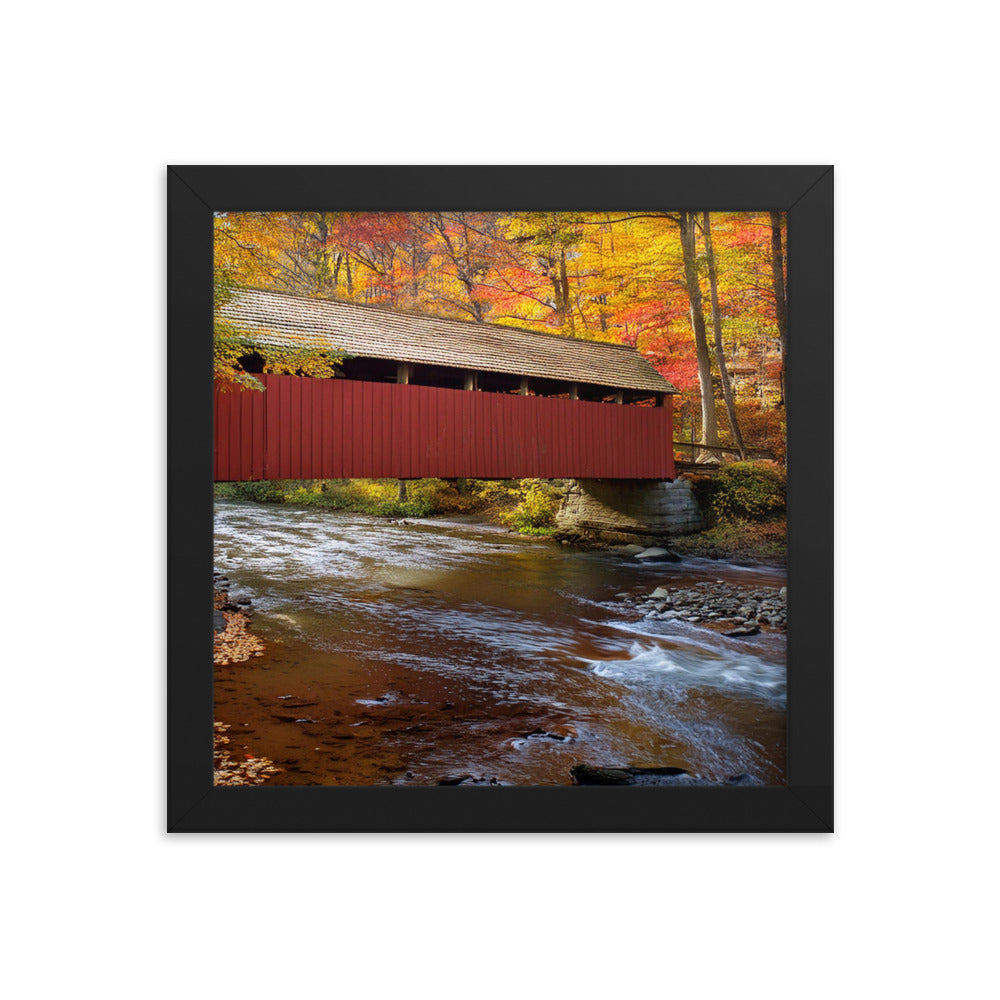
[
  {"xmin": 634, "ymin": 547, "xmax": 681, "ymax": 562},
  {"xmin": 213, "ymin": 610, "xmax": 226, "ymax": 633},
  {"xmin": 723, "ymin": 624, "xmax": 760, "ymax": 637},
  {"xmin": 571, "ymin": 764, "xmax": 689, "ymax": 785},
  {"xmin": 650, "ymin": 586, "xmax": 671, "ymax": 599}
]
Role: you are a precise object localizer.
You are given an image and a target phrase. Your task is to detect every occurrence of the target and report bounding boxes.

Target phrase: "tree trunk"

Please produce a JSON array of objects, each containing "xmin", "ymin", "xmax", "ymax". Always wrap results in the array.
[
  {"xmin": 703, "ymin": 212, "xmax": 746, "ymax": 459},
  {"xmin": 678, "ymin": 212, "xmax": 719, "ymax": 451},
  {"xmin": 770, "ymin": 211, "xmax": 788, "ymax": 406},
  {"xmin": 560, "ymin": 250, "xmax": 574, "ymax": 333}
]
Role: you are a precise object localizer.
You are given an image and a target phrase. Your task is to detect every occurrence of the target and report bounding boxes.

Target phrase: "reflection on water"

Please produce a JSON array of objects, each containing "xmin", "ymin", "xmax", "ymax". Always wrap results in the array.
[{"xmin": 214, "ymin": 499, "xmax": 786, "ymax": 785}]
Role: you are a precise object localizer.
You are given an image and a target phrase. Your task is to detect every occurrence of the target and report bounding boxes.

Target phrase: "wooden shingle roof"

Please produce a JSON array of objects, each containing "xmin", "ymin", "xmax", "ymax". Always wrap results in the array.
[{"xmin": 220, "ymin": 288, "xmax": 677, "ymax": 394}]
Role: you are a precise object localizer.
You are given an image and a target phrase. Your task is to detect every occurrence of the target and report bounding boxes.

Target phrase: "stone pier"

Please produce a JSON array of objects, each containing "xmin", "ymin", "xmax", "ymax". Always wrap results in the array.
[{"xmin": 555, "ymin": 478, "xmax": 704, "ymax": 545}]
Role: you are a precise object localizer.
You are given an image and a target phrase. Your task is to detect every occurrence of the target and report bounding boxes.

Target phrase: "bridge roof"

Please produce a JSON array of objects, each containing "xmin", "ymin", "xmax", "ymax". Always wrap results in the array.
[{"xmin": 220, "ymin": 288, "xmax": 677, "ymax": 394}]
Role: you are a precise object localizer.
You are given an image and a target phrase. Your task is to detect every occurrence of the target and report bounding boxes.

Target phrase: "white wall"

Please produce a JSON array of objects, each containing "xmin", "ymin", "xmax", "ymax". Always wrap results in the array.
[{"xmin": 4, "ymin": 3, "xmax": 994, "ymax": 998}]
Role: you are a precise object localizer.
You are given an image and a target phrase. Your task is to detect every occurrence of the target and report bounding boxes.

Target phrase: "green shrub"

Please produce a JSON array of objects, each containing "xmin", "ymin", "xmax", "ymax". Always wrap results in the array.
[
  {"xmin": 709, "ymin": 461, "xmax": 786, "ymax": 523},
  {"xmin": 214, "ymin": 480, "xmax": 286, "ymax": 503},
  {"xmin": 498, "ymin": 479, "xmax": 559, "ymax": 533}
]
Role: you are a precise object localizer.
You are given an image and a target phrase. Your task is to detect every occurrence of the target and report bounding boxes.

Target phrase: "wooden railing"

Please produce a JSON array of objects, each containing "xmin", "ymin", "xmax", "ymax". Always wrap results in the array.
[{"xmin": 672, "ymin": 440, "xmax": 775, "ymax": 462}]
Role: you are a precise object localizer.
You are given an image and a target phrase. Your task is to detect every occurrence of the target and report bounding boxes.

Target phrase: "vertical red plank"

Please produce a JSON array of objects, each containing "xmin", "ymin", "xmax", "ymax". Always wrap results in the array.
[
  {"xmin": 277, "ymin": 375, "xmax": 288, "ymax": 479},
  {"xmin": 423, "ymin": 386, "xmax": 434, "ymax": 478},
  {"xmin": 341, "ymin": 380, "xmax": 353, "ymax": 479},
  {"xmin": 628, "ymin": 406, "xmax": 637, "ymax": 477},
  {"xmin": 273, "ymin": 377, "xmax": 285, "ymax": 478},
  {"xmin": 359, "ymin": 378, "xmax": 369, "ymax": 479},
  {"xmin": 629, "ymin": 407, "xmax": 637, "ymax": 478},
  {"xmin": 299, "ymin": 378, "xmax": 309, "ymax": 479},
  {"xmin": 367, "ymin": 383, "xmax": 381, "ymax": 479},
  {"xmin": 549, "ymin": 398, "xmax": 559, "ymax": 478},
  {"xmin": 562, "ymin": 398, "xmax": 573, "ymax": 478},
  {"xmin": 279, "ymin": 376, "xmax": 289, "ymax": 479},
  {"xmin": 457, "ymin": 390, "xmax": 467, "ymax": 478},
  {"xmin": 315, "ymin": 379, "xmax": 324, "ymax": 479},
  {"xmin": 477, "ymin": 390, "xmax": 488, "ymax": 479},
  {"xmin": 511, "ymin": 394, "xmax": 523, "ymax": 478},
  {"xmin": 471, "ymin": 391, "xmax": 481, "ymax": 478},
  {"xmin": 397, "ymin": 385, "xmax": 406, "ymax": 480},
  {"xmin": 497, "ymin": 394, "xmax": 508, "ymax": 477},
  {"xmin": 456, "ymin": 390, "xmax": 465, "ymax": 479},
  {"xmin": 428, "ymin": 386, "xmax": 438, "ymax": 478},
  {"xmin": 294, "ymin": 377, "xmax": 303, "ymax": 479},
  {"xmin": 571, "ymin": 400, "xmax": 580, "ymax": 477},
  {"xmin": 430, "ymin": 388, "xmax": 441, "ymax": 478},
  {"xmin": 315, "ymin": 380, "xmax": 324, "ymax": 478},
  {"xmin": 381, "ymin": 382, "xmax": 390, "ymax": 479},
  {"xmin": 372, "ymin": 382, "xmax": 382, "ymax": 478},
  {"xmin": 331, "ymin": 380, "xmax": 341, "ymax": 478},
  {"xmin": 412, "ymin": 386, "xmax": 424, "ymax": 478},
  {"xmin": 526, "ymin": 397, "xmax": 537, "ymax": 479},
  {"xmin": 357, "ymin": 382, "xmax": 366, "ymax": 478},
  {"xmin": 555, "ymin": 399, "xmax": 573, "ymax": 479},
  {"xmin": 309, "ymin": 380, "xmax": 320, "ymax": 479},
  {"xmin": 531, "ymin": 397, "xmax": 541, "ymax": 478},
  {"xmin": 498, "ymin": 395, "xmax": 510, "ymax": 477},
  {"xmin": 589, "ymin": 401, "xmax": 601, "ymax": 479},
  {"xmin": 322, "ymin": 381, "xmax": 333, "ymax": 478},
  {"xmin": 603, "ymin": 401, "xmax": 614, "ymax": 479},
  {"xmin": 212, "ymin": 389, "xmax": 222, "ymax": 482},
  {"xmin": 364, "ymin": 379, "xmax": 372, "ymax": 478},
  {"xmin": 571, "ymin": 401, "xmax": 583, "ymax": 478},
  {"xmin": 252, "ymin": 382, "xmax": 264, "ymax": 479},
  {"xmin": 263, "ymin": 375, "xmax": 275, "ymax": 479},
  {"xmin": 612, "ymin": 404, "xmax": 623, "ymax": 479},
  {"xmin": 447, "ymin": 389, "xmax": 458, "ymax": 478},
  {"xmin": 228, "ymin": 385, "xmax": 240, "ymax": 482},
  {"xmin": 433, "ymin": 388, "xmax": 445, "ymax": 478},
  {"xmin": 609, "ymin": 405, "xmax": 619, "ymax": 478},
  {"xmin": 276, "ymin": 377, "xmax": 286, "ymax": 478},
  {"xmin": 666, "ymin": 396, "xmax": 675, "ymax": 478},
  {"xmin": 383, "ymin": 383, "xmax": 393, "ymax": 479},
  {"xmin": 479, "ymin": 392, "xmax": 490, "ymax": 478},
  {"xmin": 553, "ymin": 398, "xmax": 564, "ymax": 479},
  {"xmin": 289, "ymin": 376, "xmax": 297, "ymax": 478},
  {"xmin": 373, "ymin": 382, "xmax": 384, "ymax": 478},
  {"xmin": 542, "ymin": 397, "xmax": 553, "ymax": 478},
  {"xmin": 266, "ymin": 377, "xmax": 276, "ymax": 478},
  {"xmin": 399, "ymin": 384, "xmax": 408, "ymax": 479},
  {"xmin": 238, "ymin": 389, "xmax": 251, "ymax": 480},
  {"xmin": 380, "ymin": 382, "xmax": 391, "ymax": 479},
  {"xmin": 541, "ymin": 397, "xmax": 551, "ymax": 477}
]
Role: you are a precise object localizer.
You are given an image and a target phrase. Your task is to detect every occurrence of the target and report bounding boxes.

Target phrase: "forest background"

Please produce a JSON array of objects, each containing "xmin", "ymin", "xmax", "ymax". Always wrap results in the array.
[{"xmin": 214, "ymin": 210, "xmax": 788, "ymax": 463}]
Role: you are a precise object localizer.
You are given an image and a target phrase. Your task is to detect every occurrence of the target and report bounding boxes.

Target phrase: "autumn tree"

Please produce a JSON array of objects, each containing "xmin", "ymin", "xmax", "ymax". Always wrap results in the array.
[
  {"xmin": 770, "ymin": 211, "xmax": 788, "ymax": 405},
  {"xmin": 703, "ymin": 212, "xmax": 746, "ymax": 458},
  {"xmin": 676, "ymin": 211, "xmax": 720, "ymax": 452}
]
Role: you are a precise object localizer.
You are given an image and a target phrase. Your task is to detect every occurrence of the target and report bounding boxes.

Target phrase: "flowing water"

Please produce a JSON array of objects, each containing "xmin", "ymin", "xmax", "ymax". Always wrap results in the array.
[{"xmin": 214, "ymin": 499, "xmax": 787, "ymax": 785}]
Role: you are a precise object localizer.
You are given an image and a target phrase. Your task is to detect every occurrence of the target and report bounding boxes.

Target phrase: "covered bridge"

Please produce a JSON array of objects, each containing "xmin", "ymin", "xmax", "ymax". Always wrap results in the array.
[{"xmin": 214, "ymin": 288, "xmax": 678, "ymax": 482}]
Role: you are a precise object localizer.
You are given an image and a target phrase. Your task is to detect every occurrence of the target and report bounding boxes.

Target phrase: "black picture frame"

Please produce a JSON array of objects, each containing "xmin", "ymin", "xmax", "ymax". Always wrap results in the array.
[{"xmin": 168, "ymin": 165, "xmax": 833, "ymax": 833}]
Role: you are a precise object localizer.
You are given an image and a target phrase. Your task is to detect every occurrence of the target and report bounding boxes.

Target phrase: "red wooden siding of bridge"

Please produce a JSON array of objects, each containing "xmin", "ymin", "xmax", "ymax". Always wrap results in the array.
[{"xmin": 214, "ymin": 374, "xmax": 674, "ymax": 481}]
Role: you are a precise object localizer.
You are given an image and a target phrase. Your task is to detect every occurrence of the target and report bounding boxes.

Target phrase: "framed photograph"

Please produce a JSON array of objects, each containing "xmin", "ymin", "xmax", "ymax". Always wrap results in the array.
[{"xmin": 168, "ymin": 166, "xmax": 832, "ymax": 832}]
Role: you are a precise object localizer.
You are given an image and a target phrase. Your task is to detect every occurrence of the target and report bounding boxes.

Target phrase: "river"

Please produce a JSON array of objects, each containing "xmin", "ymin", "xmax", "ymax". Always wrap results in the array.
[{"xmin": 214, "ymin": 499, "xmax": 787, "ymax": 786}]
